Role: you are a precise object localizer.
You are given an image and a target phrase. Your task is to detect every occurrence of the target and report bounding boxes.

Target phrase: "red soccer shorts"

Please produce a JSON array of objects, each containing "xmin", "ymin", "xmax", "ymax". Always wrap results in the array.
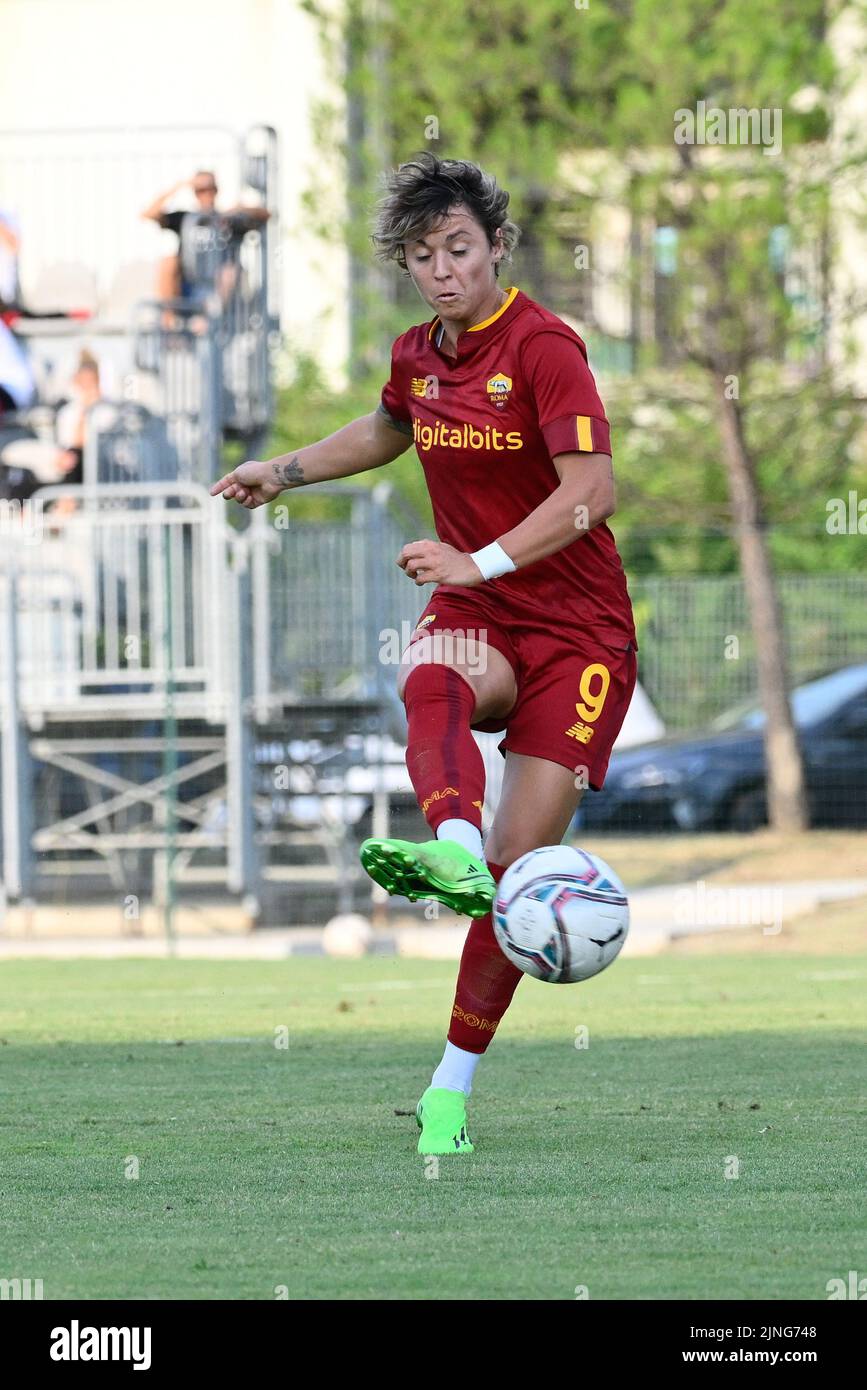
[{"xmin": 404, "ymin": 588, "xmax": 637, "ymax": 791}]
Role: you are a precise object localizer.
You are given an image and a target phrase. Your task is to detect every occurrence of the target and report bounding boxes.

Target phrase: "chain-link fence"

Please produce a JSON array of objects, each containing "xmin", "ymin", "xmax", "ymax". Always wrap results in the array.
[
  {"xmin": 633, "ymin": 573, "xmax": 867, "ymax": 732},
  {"xmin": 578, "ymin": 572, "xmax": 867, "ymax": 835}
]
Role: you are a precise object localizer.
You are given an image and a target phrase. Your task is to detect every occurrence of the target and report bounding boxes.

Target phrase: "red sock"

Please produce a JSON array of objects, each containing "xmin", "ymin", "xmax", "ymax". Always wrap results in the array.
[
  {"xmin": 404, "ymin": 663, "xmax": 485, "ymax": 834},
  {"xmin": 448, "ymin": 861, "xmax": 522, "ymax": 1054}
]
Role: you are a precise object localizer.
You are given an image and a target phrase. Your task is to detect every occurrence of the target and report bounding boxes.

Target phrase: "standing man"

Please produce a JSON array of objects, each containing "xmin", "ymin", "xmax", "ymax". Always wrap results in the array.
[{"xmin": 141, "ymin": 171, "xmax": 269, "ymax": 306}]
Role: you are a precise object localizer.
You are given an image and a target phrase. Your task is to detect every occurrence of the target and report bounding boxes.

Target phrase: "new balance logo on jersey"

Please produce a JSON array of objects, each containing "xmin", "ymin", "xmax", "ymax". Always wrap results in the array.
[{"xmin": 411, "ymin": 376, "xmax": 436, "ymax": 398}]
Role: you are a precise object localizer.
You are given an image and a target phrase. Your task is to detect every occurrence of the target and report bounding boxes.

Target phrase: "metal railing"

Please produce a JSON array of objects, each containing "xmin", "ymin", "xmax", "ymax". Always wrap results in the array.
[
  {"xmin": 0, "ymin": 482, "xmax": 236, "ymax": 721},
  {"xmin": 2, "ymin": 123, "xmax": 278, "ymax": 463},
  {"xmin": 0, "ymin": 124, "xmax": 278, "ymax": 319},
  {"xmin": 634, "ymin": 572, "xmax": 867, "ymax": 732},
  {"xmin": 254, "ymin": 482, "xmax": 431, "ymax": 714},
  {"xmin": 83, "ymin": 401, "xmax": 179, "ymax": 485},
  {"xmin": 128, "ymin": 214, "xmax": 274, "ymax": 478},
  {"xmin": 131, "ymin": 302, "xmax": 223, "ymax": 483},
  {"xmin": 0, "ymin": 481, "xmax": 426, "ymax": 907},
  {"xmin": 171, "ymin": 212, "xmax": 273, "ymax": 435},
  {"xmin": 0, "ymin": 481, "xmax": 259, "ymax": 903}
]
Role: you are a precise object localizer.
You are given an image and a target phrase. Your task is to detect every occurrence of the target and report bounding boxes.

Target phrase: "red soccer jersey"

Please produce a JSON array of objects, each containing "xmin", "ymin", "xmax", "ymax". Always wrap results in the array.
[{"xmin": 379, "ymin": 286, "xmax": 636, "ymax": 649}]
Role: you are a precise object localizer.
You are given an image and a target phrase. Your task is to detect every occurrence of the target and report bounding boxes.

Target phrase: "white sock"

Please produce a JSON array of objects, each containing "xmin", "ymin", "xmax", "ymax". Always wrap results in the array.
[
  {"xmin": 431, "ymin": 1040, "xmax": 481, "ymax": 1096},
  {"xmin": 436, "ymin": 818, "xmax": 485, "ymax": 862}
]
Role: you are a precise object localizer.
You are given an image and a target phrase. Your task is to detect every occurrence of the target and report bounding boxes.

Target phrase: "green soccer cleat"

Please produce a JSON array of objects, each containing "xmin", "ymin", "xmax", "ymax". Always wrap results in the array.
[
  {"xmin": 359, "ymin": 837, "xmax": 495, "ymax": 918},
  {"xmin": 416, "ymin": 1085, "xmax": 474, "ymax": 1155}
]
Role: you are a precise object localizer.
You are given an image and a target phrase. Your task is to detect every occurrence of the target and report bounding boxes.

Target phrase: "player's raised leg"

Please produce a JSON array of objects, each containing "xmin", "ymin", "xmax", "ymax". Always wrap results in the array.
[
  {"xmin": 418, "ymin": 752, "xmax": 585, "ymax": 1153},
  {"xmin": 360, "ymin": 631, "xmax": 517, "ymax": 918}
]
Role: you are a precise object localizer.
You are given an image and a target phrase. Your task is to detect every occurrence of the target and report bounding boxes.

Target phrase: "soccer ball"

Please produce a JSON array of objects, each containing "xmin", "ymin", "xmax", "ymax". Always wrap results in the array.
[{"xmin": 493, "ymin": 845, "xmax": 629, "ymax": 984}]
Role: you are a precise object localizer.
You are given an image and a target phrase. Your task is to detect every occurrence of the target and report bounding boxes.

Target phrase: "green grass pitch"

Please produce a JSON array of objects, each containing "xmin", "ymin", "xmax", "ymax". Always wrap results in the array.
[{"xmin": 1, "ymin": 952, "xmax": 863, "ymax": 1300}]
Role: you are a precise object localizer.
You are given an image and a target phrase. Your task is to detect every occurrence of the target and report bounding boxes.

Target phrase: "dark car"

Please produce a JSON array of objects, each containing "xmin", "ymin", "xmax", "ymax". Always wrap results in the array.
[{"xmin": 578, "ymin": 663, "xmax": 867, "ymax": 833}]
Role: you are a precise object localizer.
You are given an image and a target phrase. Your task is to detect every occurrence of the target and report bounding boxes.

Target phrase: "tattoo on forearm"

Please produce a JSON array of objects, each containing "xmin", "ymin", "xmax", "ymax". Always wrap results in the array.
[{"xmin": 273, "ymin": 456, "xmax": 305, "ymax": 488}]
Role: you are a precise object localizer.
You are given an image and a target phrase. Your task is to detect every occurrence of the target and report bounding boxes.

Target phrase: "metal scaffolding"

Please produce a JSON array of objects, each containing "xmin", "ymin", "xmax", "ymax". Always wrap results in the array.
[{"xmin": 0, "ymin": 475, "xmax": 428, "ymax": 922}]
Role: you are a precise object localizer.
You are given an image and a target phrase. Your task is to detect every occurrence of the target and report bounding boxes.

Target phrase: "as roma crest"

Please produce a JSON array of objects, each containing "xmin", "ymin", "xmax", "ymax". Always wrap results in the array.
[{"xmin": 486, "ymin": 372, "xmax": 512, "ymax": 409}]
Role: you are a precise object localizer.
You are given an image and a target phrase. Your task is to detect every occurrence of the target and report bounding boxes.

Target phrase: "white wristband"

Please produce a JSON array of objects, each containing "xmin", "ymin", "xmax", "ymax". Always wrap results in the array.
[{"xmin": 470, "ymin": 540, "xmax": 517, "ymax": 581}]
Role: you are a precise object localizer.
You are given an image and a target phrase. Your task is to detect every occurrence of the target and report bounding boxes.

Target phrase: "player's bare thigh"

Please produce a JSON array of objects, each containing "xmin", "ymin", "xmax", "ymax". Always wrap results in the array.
[
  {"xmin": 397, "ymin": 633, "xmax": 518, "ymax": 725},
  {"xmin": 485, "ymin": 751, "xmax": 584, "ymax": 866}
]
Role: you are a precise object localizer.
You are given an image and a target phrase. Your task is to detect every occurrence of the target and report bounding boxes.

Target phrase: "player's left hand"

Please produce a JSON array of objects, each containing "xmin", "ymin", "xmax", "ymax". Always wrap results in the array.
[{"xmin": 397, "ymin": 539, "xmax": 483, "ymax": 587}]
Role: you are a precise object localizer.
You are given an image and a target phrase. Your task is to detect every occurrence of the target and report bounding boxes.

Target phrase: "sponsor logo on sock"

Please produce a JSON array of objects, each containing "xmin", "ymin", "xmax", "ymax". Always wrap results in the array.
[
  {"xmin": 452, "ymin": 1002, "xmax": 498, "ymax": 1034},
  {"xmin": 422, "ymin": 786, "xmax": 459, "ymax": 815}
]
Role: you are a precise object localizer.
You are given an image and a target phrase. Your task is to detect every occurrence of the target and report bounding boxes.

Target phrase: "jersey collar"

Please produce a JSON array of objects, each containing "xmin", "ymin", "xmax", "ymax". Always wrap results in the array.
[{"xmin": 427, "ymin": 285, "xmax": 522, "ymax": 359}]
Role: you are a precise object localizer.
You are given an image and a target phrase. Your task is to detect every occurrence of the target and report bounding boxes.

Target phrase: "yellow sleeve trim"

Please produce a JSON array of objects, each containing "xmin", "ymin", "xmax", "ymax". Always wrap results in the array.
[{"xmin": 576, "ymin": 415, "xmax": 593, "ymax": 451}]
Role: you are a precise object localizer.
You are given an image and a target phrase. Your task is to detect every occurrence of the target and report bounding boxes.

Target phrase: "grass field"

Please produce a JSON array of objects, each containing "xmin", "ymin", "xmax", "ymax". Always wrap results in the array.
[{"xmin": 2, "ymin": 928, "xmax": 865, "ymax": 1301}]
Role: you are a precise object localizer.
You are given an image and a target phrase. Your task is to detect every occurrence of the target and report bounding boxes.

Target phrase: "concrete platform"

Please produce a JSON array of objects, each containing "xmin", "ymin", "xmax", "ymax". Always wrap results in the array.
[{"xmin": 1, "ymin": 878, "xmax": 864, "ymax": 959}]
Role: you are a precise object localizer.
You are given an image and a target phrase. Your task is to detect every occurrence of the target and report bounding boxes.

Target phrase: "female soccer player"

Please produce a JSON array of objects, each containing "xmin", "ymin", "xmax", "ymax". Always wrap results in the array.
[{"xmin": 211, "ymin": 154, "xmax": 637, "ymax": 1156}]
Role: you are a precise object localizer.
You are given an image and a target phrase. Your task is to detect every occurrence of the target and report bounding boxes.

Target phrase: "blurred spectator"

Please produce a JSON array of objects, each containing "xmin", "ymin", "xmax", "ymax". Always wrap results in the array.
[
  {"xmin": 0, "ymin": 207, "xmax": 21, "ymax": 311},
  {"xmin": 0, "ymin": 316, "xmax": 38, "ymax": 501},
  {"xmin": 141, "ymin": 170, "xmax": 269, "ymax": 309},
  {"xmin": 54, "ymin": 349, "xmax": 104, "ymax": 489},
  {"xmin": 0, "ymin": 316, "xmax": 35, "ymax": 415},
  {"xmin": 0, "ymin": 348, "xmax": 108, "ymax": 507}
]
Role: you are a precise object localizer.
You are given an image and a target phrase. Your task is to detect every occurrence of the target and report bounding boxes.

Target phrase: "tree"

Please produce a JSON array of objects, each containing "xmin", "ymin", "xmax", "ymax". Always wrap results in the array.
[
  {"xmin": 303, "ymin": 0, "xmax": 867, "ymax": 829},
  {"xmin": 597, "ymin": 0, "xmax": 837, "ymax": 831}
]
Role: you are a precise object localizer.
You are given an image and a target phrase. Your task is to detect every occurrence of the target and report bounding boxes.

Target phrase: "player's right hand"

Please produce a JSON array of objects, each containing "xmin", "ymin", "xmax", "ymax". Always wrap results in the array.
[{"xmin": 210, "ymin": 460, "xmax": 282, "ymax": 509}]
